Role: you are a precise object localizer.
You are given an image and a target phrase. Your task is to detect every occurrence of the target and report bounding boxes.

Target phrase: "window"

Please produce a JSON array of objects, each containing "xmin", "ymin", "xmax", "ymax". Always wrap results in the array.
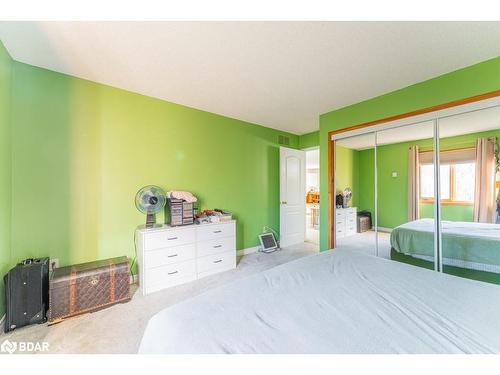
[{"xmin": 420, "ymin": 161, "xmax": 475, "ymax": 204}]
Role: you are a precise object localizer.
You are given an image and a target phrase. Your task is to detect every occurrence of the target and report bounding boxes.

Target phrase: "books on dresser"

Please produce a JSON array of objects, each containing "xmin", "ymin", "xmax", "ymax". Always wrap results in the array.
[{"xmin": 135, "ymin": 221, "xmax": 237, "ymax": 295}]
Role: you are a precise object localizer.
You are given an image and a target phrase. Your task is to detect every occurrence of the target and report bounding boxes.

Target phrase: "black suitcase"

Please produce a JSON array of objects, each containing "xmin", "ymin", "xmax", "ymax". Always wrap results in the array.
[{"xmin": 4, "ymin": 258, "xmax": 49, "ymax": 333}]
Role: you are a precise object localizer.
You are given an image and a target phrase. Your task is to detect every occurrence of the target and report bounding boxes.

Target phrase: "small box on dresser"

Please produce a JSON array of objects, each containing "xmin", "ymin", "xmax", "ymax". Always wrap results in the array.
[{"xmin": 136, "ymin": 220, "xmax": 237, "ymax": 295}]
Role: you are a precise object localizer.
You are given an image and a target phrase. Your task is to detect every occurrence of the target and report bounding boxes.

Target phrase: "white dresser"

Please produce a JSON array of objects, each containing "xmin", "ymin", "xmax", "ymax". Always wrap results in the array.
[
  {"xmin": 335, "ymin": 207, "xmax": 357, "ymax": 238},
  {"xmin": 136, "ymin": 221, "xmax": 236, "ymax": 295}
]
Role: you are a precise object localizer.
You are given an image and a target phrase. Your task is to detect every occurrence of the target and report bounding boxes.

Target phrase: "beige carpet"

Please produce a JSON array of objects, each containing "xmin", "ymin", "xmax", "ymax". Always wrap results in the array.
[{"xmin": 0, "ymin": 243, "xmax": 318, "ymax": 354}]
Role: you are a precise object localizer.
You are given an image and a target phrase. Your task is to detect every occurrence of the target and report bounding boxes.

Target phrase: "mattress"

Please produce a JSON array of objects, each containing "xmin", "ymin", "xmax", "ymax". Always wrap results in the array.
[
  {"xmin": 391, "ymin": 219, "xmax": 500, "ymax": 271},
  {"xmin": 139, "ymin": 248, "xmax": 500, "ymax": 354}
]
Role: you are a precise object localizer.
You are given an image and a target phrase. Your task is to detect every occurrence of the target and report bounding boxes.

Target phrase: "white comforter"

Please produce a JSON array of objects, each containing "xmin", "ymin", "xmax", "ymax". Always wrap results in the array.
[
  {"xmin": 139, "ymin": 249, "xmax": 500, "ymax": 354},
  {"xmin": 396, "ymin": 218, "xmax": 500, "ymax": 239}
]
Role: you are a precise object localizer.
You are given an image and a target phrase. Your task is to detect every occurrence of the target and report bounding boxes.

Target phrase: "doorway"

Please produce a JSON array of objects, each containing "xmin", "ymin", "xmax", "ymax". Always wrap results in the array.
[{"xmin": 305, "ymin": 147, "xmax": 320, "ymax": 244}]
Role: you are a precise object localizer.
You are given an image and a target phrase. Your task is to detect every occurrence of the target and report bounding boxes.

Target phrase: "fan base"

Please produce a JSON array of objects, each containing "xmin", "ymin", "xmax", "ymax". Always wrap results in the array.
[{"xmin": 145, "ymin": 213, "xmax": 156, "ymax": 228}]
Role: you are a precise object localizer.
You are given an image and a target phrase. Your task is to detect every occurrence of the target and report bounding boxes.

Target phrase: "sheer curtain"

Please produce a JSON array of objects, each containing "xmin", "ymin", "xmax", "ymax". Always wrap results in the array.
[
  {"xmin": 474, "ymin": 137, "xmax": 497, "ymax": 223},
  {"xmin": 408, "ymin": 145, "xmax": 420, "ymax": 222}
]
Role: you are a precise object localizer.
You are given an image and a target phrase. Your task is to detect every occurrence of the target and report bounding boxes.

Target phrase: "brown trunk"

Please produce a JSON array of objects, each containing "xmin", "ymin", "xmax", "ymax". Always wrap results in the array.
[{"xmin": 48, "ymin": 256, "xmax": 130, "ymax": 324}]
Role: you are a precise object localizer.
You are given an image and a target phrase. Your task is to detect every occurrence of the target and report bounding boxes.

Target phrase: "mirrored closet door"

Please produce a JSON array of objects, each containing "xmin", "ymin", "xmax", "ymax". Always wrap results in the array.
[
  {"xmin": 333, "ymin": 98, "xmax": 500, "ymax": 286},
  {"xmin": 334, "ymin": 133, "xmax": 377, "ymax": 255},
  {"xmin": 438, "ymin": 106, "xmax": 500, "ymax": 284},
  {"xmin": 375, "ymin": 121, "xmax": 437, "ymax": 269}
]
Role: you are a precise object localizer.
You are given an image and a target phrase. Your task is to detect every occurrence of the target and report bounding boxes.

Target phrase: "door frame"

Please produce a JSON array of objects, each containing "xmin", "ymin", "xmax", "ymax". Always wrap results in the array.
[{"xmin": 327, "ymin": 89, "xmax": 500, "ymax": 249}]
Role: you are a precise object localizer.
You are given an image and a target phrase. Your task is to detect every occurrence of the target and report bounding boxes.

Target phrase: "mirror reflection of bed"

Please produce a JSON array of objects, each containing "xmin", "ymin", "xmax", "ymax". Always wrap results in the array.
[{"xmin": 334, "ymin": 104, "xmax": 500, "ymax": 286}]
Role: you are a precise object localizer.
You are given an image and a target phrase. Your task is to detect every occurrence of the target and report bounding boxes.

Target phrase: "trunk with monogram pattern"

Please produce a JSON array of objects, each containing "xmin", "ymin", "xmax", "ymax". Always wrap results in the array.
[{"xmin": 48, "ymin": 256, "xmax": 131, "ymax": 324}]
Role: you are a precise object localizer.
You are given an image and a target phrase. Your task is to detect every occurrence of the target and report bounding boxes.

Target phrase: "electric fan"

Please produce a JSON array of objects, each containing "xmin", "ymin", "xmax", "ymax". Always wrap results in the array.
[{"xmin": 135, "ymin": 185, "xmax": 167, "ymax": 228}]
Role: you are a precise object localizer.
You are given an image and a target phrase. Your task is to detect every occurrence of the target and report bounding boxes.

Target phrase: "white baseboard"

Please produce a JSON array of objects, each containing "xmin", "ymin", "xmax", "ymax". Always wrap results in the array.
[
  {"xmin": 237, "ymin": 246, "xmax": 259, "ymax": 257},
  {"xmin": 377, "ymin": 227, "xmax": 393, "ymax": 233}
]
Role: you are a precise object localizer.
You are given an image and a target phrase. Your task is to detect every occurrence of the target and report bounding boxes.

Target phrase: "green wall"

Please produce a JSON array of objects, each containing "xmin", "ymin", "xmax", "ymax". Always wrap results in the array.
[
  {"xmin": 358, "ymin": 148, "xmax": 375, "ymax": 214},
  {"xmin": 320, "ymin": 56, "xmax": 500, "ymax": 250},
  {"xmin": 0, "ymin": 43, "xmax": 12, "ymax": 316},
  {"xmin": 299, "ymin": 131, "xmax": 319, "ymax": 149},
  {"xmin": 334, "ymin": 145, "xmax": 359, "ymax": 208},
  {"xmin": 419, "ymin": 203, "xmax": 474, "ymax": 222},
  {"xmin": 8, "ymin": 61, "xmax": 298, "ymax": 274}
]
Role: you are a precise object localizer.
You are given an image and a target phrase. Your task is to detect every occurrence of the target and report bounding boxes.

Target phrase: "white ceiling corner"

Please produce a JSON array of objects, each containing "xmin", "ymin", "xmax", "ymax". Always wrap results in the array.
[{"xmin": 1, "ymin": 21, "xmax": 500, "ymax": 135}]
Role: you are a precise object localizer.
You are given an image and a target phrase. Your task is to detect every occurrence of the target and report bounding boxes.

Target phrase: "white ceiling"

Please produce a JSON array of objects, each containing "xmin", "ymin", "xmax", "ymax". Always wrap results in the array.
[
  {"xmin": 1, "ymin": 21, "xmax": 500, "ymax": 135},
  {"xmin": 336, "ymin": 105, "xmax": 500, "ymax": 149}
]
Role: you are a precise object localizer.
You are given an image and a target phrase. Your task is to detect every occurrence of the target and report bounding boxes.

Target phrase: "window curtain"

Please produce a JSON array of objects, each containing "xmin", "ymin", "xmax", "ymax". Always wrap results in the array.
[
  {"xmin": 474, "ymin": 137, "xmax": 497, "ymax": 223},
  {"xmin": 408, "ymin": 145, "xmax": 420, "ymax": 222}
]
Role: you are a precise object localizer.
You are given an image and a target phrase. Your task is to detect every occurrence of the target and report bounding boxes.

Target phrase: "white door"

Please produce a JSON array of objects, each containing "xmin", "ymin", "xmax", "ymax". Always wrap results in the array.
[{"xmin": 280, "ymin": 146, "xmax": 306, "ymax": 247}]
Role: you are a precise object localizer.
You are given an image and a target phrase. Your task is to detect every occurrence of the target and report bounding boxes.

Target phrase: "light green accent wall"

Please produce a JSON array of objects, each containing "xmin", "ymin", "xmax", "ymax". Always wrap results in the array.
[
  {"xmin": 420, "ymin": 203, "xmax": 474, "ymax": 222},
  {"xmin": 0, "ymin": 42, "xmax": 12, "ymax": 317},
  {"xmin": 299, "ymin": 131, "xmax": 319, "ymax": 149},
  {"xmin": 334, "ymin": 145, "xmax": 359, "ymax": 208},
  {"xmin": 9, "ymin": 61, "xmax": 298, "ymax": 272},
  {"xmin": 320, "ymin": 56, "xmax": 500, "ymax": 250},
  {"xmin": 357, "ymin": 148, "xmax": 375, "ymax": 214}
]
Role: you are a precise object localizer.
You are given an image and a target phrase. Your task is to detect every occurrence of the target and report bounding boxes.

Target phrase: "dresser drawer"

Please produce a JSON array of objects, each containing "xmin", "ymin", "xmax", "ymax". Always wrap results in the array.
[
  {"xmin": 144, "ymin": 244, "xmax": 196, "ymax": 269},
  {"xmin": 197, "ymin": 236, "xmax": 235, "ymax": 257},
  {"xmin": 335, "ymin": 210, "xmax": 345, "ymax": 218},
  {"xmin": 143, "ymin": 227, "xmax": 195, "ymax": 251},
  {"xmin": 144, "ymin": 260, "xmax": 196, "ymax": 294},
  {"xmin": 336, "ymin": 225, "xmax": 345, "ymax": 238},
  {"xmin": 197, "ymin": 250, "xmax": 236, "ymax": 276},
  {"xmin": 196, "ymin": 223, "xmax": 235, "ymax": 241}
]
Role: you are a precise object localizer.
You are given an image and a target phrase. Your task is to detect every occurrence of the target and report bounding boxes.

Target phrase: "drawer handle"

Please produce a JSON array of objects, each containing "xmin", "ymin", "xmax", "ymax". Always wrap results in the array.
[
  {"xmin": 213, "ymin": 245, "xmax": 222, "ymax": 248},
  {"xmin": 213, "ymin": 259, "xmax": 223, "ymax": 263},
  {"xmin": 167, "ymin": 271, "xmax": 178, "ymax": 275},
  {"xmin": 167, "ymin": 237, "xmax": 178, "ymax": 240},
  {"xmin": 167, "ymin": 254, "xmax": 178, "ymax": 258},
  {"xmin": 213, "ymin": 230, "xmax": 222, "ymax": 234}
]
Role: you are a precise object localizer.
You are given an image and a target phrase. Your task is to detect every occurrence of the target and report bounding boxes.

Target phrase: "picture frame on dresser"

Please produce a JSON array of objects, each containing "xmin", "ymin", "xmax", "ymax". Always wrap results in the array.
[{"xmin": 135, "ymin": 221, "xmax": 237, "ymax": 295}]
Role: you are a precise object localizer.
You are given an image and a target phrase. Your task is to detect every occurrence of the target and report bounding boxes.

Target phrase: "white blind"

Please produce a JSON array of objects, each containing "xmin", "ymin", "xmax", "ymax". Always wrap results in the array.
[{"xmin": 419, "ymin": 147, "xmax": 476, "ymax": 165}]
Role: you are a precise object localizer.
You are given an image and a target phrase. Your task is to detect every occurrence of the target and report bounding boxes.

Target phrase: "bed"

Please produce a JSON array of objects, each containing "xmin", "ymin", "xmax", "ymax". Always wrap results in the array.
[
  {"xmin": 391, "ymin": 219, "xmax": 500, "ymax": 284},
  {"xmin": 139, "ymin": 248, "xmax": 500, "ymax": 354}
]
